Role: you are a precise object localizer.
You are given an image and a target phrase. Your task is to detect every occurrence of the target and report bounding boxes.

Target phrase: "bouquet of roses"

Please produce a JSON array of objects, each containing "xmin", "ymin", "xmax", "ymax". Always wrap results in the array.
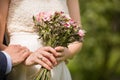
[{"xmin": 32, "ymin": 11, "xmax": 85, "ymax": 80}]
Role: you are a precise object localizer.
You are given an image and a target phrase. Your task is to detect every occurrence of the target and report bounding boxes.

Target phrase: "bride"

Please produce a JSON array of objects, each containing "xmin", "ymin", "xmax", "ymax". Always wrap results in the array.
[{"xmin": 0, "ymin": 0, "xmax": 82, "ymax": 80}]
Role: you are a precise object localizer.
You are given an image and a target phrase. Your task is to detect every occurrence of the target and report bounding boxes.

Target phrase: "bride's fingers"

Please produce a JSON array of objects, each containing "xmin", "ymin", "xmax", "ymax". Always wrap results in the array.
[
  {"xmin": 55, "ymin": 46, "xmax": 65, "ymax": 57},
  {"xmin": 24, "ymin": 53, "xmax": 53, "ymax": 70},
  {"xmin": 55, "ymin": 46, "xmax": 64, "ymax": 52},
  {"xmin": 37, "ymin": 55, "xmax": 53, "ymax": 69},
  {"xmin": 56, "ymin": 52, "xmax": 65, "ymax": 58},
  {"xmin": 37, "ymin": 46, "xmax": 63, "ymax": 57},
  {"xmin": 40, "ymin": 51, "xmax": 57, "ymax": 66},
  {"xmin": 35, "ymin": 56, "xmax": 52, "ymax": 70},
  {"xmin": 41, "ymin": 46, "xmax": 61, "ymax": 57},
  {"xmin": 32, "ymin": 50, "xmax": 55, "ymax": 69}
]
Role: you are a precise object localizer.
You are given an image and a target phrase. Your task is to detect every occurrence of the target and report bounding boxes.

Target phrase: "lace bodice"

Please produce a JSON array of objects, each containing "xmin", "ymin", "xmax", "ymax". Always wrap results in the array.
[{"xmin": 7, "ymin": 0, "xmax": 69, "ymax": 35}]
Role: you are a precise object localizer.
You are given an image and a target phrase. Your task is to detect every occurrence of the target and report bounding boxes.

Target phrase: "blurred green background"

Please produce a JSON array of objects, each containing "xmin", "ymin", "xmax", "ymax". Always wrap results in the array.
[{"xmin": 68, "ymin": 0, "xmax": 120, "ymax": 80}]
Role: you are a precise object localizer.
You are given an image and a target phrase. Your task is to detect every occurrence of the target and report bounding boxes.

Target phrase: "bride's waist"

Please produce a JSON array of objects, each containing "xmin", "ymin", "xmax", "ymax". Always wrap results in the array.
[
  {"xmin": 10, "ymin": 32, "xmax": 39, "ymax": 39},
  {"xmin": 9, "ymin": 32, "xmax": 40, "ymax": 42},
  {"xmin": 7, "ymin": 24, "xmax": 36, "ymax": 34},
  {"xmin": 10, "ymin": 32, "xmax": 39, "ymax": 41},
  {"xmin": 9, "ymin": 32, "xmax": 43, "ymax": 51},
  {"xmin": 10, "ymin": 32, "xmax": 38, "ymax": 36}
]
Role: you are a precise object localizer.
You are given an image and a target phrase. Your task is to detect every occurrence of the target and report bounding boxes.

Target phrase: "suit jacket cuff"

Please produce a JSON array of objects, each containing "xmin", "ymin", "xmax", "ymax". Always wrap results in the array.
[
  {"xmin": 2, "ymin": 51, "xmax": 12, "ymax": 74},
  {"xmin": 0, "ymin": 52, "xmax": 7, "ymax": 76}
]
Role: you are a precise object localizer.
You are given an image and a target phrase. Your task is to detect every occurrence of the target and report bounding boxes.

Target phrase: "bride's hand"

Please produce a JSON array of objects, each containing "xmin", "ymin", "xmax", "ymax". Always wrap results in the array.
[
  {"xmin": 24, "ymin": 46, "xmax": 59, "ymax": 70},
  {"xmin": 55, "ymin": 46, "xmax": 72, "ymax": 64}
]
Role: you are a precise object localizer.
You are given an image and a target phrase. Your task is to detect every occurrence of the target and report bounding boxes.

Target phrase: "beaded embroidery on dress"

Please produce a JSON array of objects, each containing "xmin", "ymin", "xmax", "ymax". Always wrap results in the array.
[{"xmin": 7, "ymin": 0, "xmax": 71, "ymax": 80}]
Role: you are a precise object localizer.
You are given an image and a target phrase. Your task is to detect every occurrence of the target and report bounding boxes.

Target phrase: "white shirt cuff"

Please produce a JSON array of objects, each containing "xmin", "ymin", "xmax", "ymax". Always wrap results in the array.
[{"xmin": 2, "ymin": 51, "xmax": 12, "ymax": 74}]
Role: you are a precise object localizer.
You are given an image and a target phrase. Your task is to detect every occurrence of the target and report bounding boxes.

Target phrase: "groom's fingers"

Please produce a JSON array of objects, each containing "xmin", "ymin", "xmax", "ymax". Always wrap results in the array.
[
  {"xmin": 21, "ymin": 49, "xmax": 31, "ymax": 60},
  {"xmin": 20, "ymin": 47, "xmax": 31, "ymax": 59}
]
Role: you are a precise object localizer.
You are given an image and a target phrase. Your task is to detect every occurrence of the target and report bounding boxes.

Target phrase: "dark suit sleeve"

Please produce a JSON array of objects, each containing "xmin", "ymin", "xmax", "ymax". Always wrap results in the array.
[{"xmin": 0, "ymin": 51, "xmax": 7, "ymax": 78}]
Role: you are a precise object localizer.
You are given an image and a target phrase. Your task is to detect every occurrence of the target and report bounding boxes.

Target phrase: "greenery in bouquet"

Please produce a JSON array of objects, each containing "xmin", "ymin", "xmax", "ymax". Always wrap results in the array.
[{"xmin": 33, "ymin": 11, "xmax": 85, "ymax": 80}]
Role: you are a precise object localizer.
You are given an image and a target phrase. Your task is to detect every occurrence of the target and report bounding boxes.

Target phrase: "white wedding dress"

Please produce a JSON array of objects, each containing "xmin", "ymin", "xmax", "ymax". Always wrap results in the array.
[{"xmin": 7, "ymin": 0, "xmax": 72, "ymax": 80}]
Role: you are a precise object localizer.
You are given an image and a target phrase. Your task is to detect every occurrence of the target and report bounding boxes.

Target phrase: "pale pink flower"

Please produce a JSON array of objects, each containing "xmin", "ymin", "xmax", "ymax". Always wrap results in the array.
[
  {"xmin": 69, "ymin": 19, "xmax": 74, "ymax": 24},
  {"xmin": 65, "ymin": 14, "xmax": 71, "ymax": 19},
  {"xmin": 36, "ymin": 17, "xmax": 40, "ymax": 22},
  {"xmin": 64, "ymin": 22, "xmax": 70, "ymax": 28},
  {"xmin": 36, "ymin": 12, "xmax": 52, "ymax": 22},
  {"xmin": 78, "ymin": 29, "xmax": 85, "ymax": 37},
  {"xmin": 42, "ymin": 12, "xmax": 52, "ymax": 21},
  {"xmin": 36, "ymin": 12, "xmax": 44, "ymax": 22},
  {"xmin": 69, "ymin": 19, "xmax": 77, "ymax": 27}
]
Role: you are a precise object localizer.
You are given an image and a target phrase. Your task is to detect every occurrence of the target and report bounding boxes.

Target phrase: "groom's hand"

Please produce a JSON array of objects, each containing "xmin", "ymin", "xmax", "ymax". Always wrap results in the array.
[
  {"xmin": 4, "ymin": 45, "xmax": 31, "ymax": 66},
  {"xmin": 24, "ymin": 46, "xmax": 58, "ymax": 70}
]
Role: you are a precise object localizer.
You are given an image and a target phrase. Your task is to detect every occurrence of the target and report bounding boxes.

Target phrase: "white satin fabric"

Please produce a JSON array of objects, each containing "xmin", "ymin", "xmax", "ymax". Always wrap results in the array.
[{"xmin": 7, "ymin": 0, "xmax": 71, "ymax": 80}]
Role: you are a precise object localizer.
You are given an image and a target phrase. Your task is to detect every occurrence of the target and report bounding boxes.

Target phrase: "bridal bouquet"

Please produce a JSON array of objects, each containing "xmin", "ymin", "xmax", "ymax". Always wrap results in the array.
[{"xmin": 33, "ymin": 11, "xmax": 85, "ymax": 80}]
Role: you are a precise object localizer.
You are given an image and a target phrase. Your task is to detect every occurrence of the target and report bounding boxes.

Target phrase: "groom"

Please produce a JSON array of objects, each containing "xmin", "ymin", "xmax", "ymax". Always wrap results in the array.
[{"xmin": 0, "ymin": 45, "xmax": 30, "ymax": 80}]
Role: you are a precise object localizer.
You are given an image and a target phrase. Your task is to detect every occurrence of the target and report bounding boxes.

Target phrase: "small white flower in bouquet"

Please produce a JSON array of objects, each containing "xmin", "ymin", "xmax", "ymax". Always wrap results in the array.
[{"xmin": 32, "ymin": 11, "xmax": 85, "ymax": 80}]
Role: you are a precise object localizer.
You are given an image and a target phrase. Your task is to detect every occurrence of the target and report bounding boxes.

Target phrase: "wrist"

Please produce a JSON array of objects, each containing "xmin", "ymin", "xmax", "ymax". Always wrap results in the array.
[{"xmin": 65, "ymin": 47, "xmax": 74, "ymax": 60}]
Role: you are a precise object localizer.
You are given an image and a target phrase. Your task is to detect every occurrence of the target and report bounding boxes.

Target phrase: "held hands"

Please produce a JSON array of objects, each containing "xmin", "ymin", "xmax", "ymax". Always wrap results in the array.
[
  {"xmin": 24, "ymin": 47, "xmax": 62, "ymax": 70},
  {"xmin": 24, "ymin": 46, "xmax": 71, "ymax": 70},
  {"xmin": 4, "ymin": 45, "xmax": 71, "ymax": 70}
]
